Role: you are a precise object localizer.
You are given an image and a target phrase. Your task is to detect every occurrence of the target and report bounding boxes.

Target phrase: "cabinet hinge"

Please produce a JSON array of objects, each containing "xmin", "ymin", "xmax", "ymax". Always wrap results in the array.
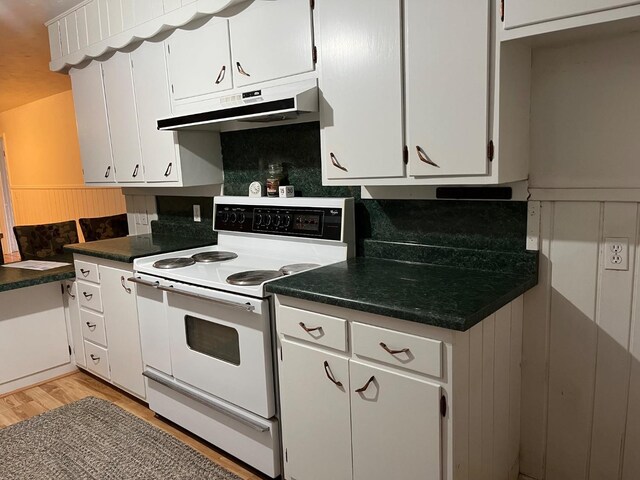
[
  {"xmin": 403, "ymin": 145, "xmax": 408, "ymax": 165},
  {"xmin": 280, "ymin": 348, "xmax": 283, "ymax": 361},
  {"xmin": 68, "ymin": 345, "xmax": 72, "ymax": 356},
  {"xmin": 310, "ymin": 0, "xmax": 315, "ymax": 9},
  {"xmin": 167, "ymin": 44, "xmax": 171, "ymax": 55},
  {"xmin": 487, "ymin": 140, "xmax": 494, "ymax": 161},
  {"xmin": 60, "ymin": 283, "xmax": 65, "ymax": 295},
  {"xmin": 440, "ymin": 395, "xmax": 447, "ymax": 417},
  {"xmin": 312, "ymin": 46, "xmax": 318, "ymax": 65},
  {"xmin": 500, "ymin": 0, "xmax": 505, "ymax": 22},
  {"xmin": 171, "ymin": 84, "xmax": 175, "ymax": 94}
]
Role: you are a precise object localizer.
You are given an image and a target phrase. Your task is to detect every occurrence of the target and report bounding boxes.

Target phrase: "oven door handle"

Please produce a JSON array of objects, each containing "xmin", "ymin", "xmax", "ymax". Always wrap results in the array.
[
  {"xmin": 156, "ymin": 285, "xmax": 256, "ymax": 313},
  {"xmin": 128, "ymin": 277, "xmax": 160, "ymax": 288},
  {"xmin": 143, "ymin": 369, "xmax": 270, "ymax": 433}
]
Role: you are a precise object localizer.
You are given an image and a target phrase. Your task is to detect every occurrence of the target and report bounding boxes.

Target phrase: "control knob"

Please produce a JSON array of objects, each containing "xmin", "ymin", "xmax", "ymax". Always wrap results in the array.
[{"xmin": 230, "ymin": 213, "xmax": 237, "ymax": 223}]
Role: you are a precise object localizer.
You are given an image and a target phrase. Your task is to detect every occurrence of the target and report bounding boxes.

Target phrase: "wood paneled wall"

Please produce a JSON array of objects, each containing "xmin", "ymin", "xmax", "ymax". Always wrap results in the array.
[
  {"xmin": 11, "ymin": 186, "xmax": 126, "ymax": 241},
  {"xmin": 521, "ymin": 201, "xmax": 640, "ymax": 480}
]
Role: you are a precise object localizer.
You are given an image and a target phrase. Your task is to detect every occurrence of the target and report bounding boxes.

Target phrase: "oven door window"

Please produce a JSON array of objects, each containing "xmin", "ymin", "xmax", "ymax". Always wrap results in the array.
[{"xmin": 184, "ymin": 315, "xmax": 241, "ymax": 366}]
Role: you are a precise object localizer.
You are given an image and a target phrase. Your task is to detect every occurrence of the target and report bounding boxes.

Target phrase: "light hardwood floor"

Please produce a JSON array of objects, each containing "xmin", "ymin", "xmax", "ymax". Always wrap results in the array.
[{"xmin": 0, "ymin": 371, "xmax": 265, "ymax": 480}]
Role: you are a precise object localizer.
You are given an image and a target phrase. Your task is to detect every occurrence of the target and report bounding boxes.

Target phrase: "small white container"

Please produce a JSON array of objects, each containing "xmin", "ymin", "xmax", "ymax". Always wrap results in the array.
[{"xmin": 279, "ymin": 185, "xmax": 295, "ymax": 198}]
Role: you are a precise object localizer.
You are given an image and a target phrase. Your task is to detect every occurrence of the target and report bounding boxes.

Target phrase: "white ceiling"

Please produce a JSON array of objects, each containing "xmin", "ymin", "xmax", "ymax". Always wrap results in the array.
[{"xmin": 0, "ymin": 0, "xmax": 85, "ymax": 113}]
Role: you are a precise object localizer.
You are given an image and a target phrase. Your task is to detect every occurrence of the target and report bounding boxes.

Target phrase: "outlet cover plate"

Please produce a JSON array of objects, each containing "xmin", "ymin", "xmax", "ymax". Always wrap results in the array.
[{"xmin": 605, "ymin": 237, "xmax": 629, "ymax": 271}]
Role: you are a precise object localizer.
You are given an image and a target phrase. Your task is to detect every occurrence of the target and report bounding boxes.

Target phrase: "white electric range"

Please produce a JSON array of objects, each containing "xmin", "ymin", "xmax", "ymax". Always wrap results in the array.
[{"xmin": 131, "ymin": 196, "xmax": 354, "ymax": 478}]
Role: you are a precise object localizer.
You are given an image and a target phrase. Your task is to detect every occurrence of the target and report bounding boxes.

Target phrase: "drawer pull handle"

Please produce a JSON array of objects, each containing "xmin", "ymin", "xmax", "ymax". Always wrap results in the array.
[
  {"xmin": 299, "ymin": 322, "xmax": 322, "ymax": 333},
  {"xmin": 66, "ymin": 284, "xmax": 76, "ymax": 299},
  {"xmin": 416, "ymin": 146, "xmax": 440, "ymax": 168},
  {"xmin": 132, "ymin": 164, "xmax": 139, "ymax": 178},
  {"xmin": 104, "ymin": 165, "xmax": 111, "ymax": 178},
  {"xmin": 379, "ymin": 342, "xmax": 410, "ymax": 355},
  {"xmin": 86, "ymin": 322, "xmax": 97, "ymax": 331},
  {"xmin": 330, "ymin": 152, "xmax": 348, "ymax": 172},
  {"xmin": 236, "ymin": 61, "xmax": 250, "ymax": 77},
  {"xmin": 90, "ymin": 354, "xmax": 100, "ymax": 363},
  {"xmin": 214, "ymin": 65, "xmax": 226, "ymax": 84},
  {"xmin": 83, "ymin": 292, "xmax": 93, "ymax": 300},
  {"xmin": 323, "ymin": 361, "xmax": 343, "ymax": 388},
  {"xmin": 164, "ymin": 162, "xmax": 173, "ymax": 177},
  {"xmin": 355, "ymin": 376, "xmax": 376, "ymax": 393},
  {"xmin": 121, "ymin": 276, "xmax": 132, "ymax": 294},
  {"xmin": 80, "ymin": 269, "xmax": 90, "ymax": 277}
]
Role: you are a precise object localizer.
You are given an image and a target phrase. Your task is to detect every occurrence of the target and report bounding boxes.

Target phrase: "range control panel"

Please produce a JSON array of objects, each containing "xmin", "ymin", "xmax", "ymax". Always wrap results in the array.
[{"xmin": 214, "ymin": 204, "xmax": 343, "ymax": 241}]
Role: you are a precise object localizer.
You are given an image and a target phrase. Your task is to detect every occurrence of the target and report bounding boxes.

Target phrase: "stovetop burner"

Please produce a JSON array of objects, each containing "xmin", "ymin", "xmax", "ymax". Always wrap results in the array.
[
  {"xmin": 192, "ymin": 251, "xmax": 238, "ymax": 263},
  {"xmin": 153, "ymin": 257, "xmax": 196, "ymax": 269},
  {"xmin": 226, "ymin": 270, "xmax": 284, "ymax": 286},
  {"xmin": 279, "ymin": 263, "xmax": 321, "ymax": 275}
]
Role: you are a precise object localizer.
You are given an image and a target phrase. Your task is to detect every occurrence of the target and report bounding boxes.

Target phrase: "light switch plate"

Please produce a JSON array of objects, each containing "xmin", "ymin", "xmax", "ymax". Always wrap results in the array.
[
  {"xmin": 527, "ymin": 201, "xmax": 541, "ymax": 251},
  {"xmin": 605, "ymin": 237, "xmax": 629, "ymax": 271}
]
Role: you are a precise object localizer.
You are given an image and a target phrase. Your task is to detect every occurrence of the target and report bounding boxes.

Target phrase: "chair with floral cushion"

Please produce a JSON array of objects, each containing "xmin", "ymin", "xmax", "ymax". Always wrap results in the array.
[
  {"xmin": 79, "ymin": 213, "xmax": 129, "ymax": 242},
  {"xmin": 13, "ymin": 220, "xmax": 79, "ymax": 260}
]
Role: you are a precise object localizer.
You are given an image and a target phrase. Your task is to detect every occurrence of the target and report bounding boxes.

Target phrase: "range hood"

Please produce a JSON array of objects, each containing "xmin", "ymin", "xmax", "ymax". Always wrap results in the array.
[{"xmin": 157, "ymin": 78, "xmax": 318, "ymax": 132}]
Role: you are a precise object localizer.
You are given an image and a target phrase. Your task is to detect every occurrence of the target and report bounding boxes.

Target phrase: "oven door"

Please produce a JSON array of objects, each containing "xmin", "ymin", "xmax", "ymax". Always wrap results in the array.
[{"xmin": 163, "ymin": 281, "xmax": 275, "ymax": 419}]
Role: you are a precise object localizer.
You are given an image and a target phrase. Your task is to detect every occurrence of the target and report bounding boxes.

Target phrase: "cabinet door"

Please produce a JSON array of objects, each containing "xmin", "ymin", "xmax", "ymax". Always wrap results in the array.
[
  {"xmin": 405, "ymin": 0, "xmax": 490, "ymax": 177},
  {"xmin": 100, "ymin": 266, "xmax": 145, "ymax": 399},
  {"xmin": 102, "ymin": 51, "xmax": 144, "ymax": 183},
  {"xmin": 350, "ymin": 360, "xmax": 442, "ymax": 480},
  {"xmin": 64, "ymin": 281, "xmax": 86, "ymax": 368},
  {"xmin": 166, "ymin": 16, "xmax": 232, "ymax": 101},
  {"xmin": 505, "ymin": 0, "xmax": 640, "ymax": 29},
  {"xmin": 318, "ymin": 0, "xmax": 404, "ymax": 180},
  {"xmin": 70, "ymin": 63, "xmax": 115, "ymax": 184},
  {"xmin": 228, "ymin": 0, "xmax": 314, "ymax": 88},
  {"xmin": 131, "ymin": 41, "xmax": 179, "ymax": 182},
  {"xmin": 279, "ymin": 339, "xmax": 353, "ymax": 480}
]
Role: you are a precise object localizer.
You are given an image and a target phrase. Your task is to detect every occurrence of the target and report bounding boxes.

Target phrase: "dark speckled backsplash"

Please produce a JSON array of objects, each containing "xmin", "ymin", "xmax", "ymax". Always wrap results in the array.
[{"xmin": 156, "ymin": 122, "xmax": 535, "ymax": 275}]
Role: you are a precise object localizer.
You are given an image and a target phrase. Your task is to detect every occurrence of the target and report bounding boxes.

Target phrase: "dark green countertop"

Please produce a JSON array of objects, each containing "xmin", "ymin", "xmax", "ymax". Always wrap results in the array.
[
  {"xmin": 266, "ymin": 257, "xmax": 538, "ymax": 331},
  {"xmin": 0, "ymin": 254, "xmax": 75, "ymax": 293},
  {"xmin": 64, "ymin": 233, "xmax": 216, "ymax": 263}
]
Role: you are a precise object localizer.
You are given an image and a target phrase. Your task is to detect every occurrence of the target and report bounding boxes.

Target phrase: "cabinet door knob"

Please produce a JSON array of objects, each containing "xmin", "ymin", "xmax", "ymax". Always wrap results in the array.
[
  {"xmin": 104, "ymin": 165, "xmax": 111, "ymax": 178},
  {"xmin": 379, "ymin": 342, "xmax": 410, "ymax": 355},
  {"xmin": 121, "ymin": 276, "xmax": 132, "ymax": 294},
  {"xmin": 66, "ymin": 284, "xmax": 76, "ymax": 299},
  {"xmin": 416, "ymin": 146, "xmax": 440, "ymax": 168},
  {"xmin": 236, "ymin": 61, "xmax": 251, "ymax": 77},
  {"xmin": 355, "ymin": 375, "xmax": 376, "ymax": 393},
  {"xmin": 330, "ymin": 152, "xmax": 348, "ymax": 172},
  {"xmin": 299, "ymin": 321, "xmax": 322, "ymax": 333},
  {"xmin": 323, "ymin": 361, "xmax": 343, "ymax": 387},
  {"xmin": 164, "ymin": 162, "xmax": 173, "ymax": 177},
  {"xmin": 215, "ymin": 65, "xmax": 226, "ymax": 84},
  {"xmin": 132, "ymin": 164, "xmax": 139, "ymax": 178},
  {"xmin": 86, "ymin": 322, "xmax": 97, "ymax": 331}
]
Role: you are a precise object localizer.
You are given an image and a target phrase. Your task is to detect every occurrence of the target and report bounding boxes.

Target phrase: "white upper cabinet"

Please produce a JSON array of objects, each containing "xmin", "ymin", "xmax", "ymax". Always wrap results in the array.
[
  {"xmin": 405, "ymin": 0, "xmax": 490, "ymax": 177},
  {"xmin": 505, "ymin": 0, "xmax": 640, "ymax": 29},
  {"xmin": 317, "ymin": 0, "xmax": 405, "ymax": 180},
  {"xmin": 228, "ymin": 0, "xmax": 314, "ymax": 88},
  {"xmin": 166, "ymin": 16, "xmax": 233, "ymax": 102},
  {"xmin": 69, "ymin": 63, "xmax": 115, "ymax": 184},
  {"xmin": 102, "ymin": 51, "xmax": 144, "ymax": 183},
  {"xmin": 131, "ymin": 41, "xmax": 179, "ymax": 183}
]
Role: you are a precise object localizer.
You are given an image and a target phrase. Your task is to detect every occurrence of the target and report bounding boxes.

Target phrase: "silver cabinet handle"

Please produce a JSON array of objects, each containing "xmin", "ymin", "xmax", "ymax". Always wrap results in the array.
[
  {"xmin": 416, "ymin": 146, "xmax": 440, "ymax": 168},
  {"xmin": 236, "ymin": 61, "xmax": 250, "ymax": 77},
  {"xmin": 355, "ymin": 376, "xmax": 375, "ymax": 393},
  {"xmin": 323, "ymin": 361, "xmax": 343, "ymax": 387},
  {"xmin": 214, "ymin": 65, "xmax": 226, "ymax": 84},
  {"xmin": 121, "ymin": 276, "xmax": 132, "ymax": 294},
  {"xmin": 299, "ymin": 322, "xmax": 322, "ymax": 333},
  {"xmin": 90, "ymin": 354, "xmax": 100, "ymax": 363},
  {"xmin": 66, "ymin": 284, "xmax": 76, "ymax": 299},
  {"xmin": 80, "ymin": 268, "xmax": 90, "ymax": 277},
  {"xmin": 128, "ymin": 277, "xmax": 159, "ymax": 288},
  {"xmin": 104, "ymin": 165, "xmax": 111, "ymax": 178},
  {"xmin": 156, "ymin": 284, "xmax": 256, "ymax": 313},
  {"xmin": 86, "ymin": 322, "xmax": 97, "ymax": 331},
  {"xmin": 82, "ymin": 292, "xmax": 93, "ymax": 300},
  {"xmin": 330, "ymin": 152, "xmax": 348, "ymax": 172},
  {"xmin": 379, "ymin": 342, "xmax": 410, "ymax": 355}
]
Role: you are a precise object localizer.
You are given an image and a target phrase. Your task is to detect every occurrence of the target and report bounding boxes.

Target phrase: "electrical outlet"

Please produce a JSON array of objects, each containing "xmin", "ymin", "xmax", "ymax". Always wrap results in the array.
[
  {"xmin": 605, "ymin": 237, "xmax": 629, "ymax": 271},
  {"xmin": 526, "ymin": 201, "xmax": 541, "ymax": 251},
  {"xmin": 193, "ymin": 204, "xmax": 201, "ymax": 223}
]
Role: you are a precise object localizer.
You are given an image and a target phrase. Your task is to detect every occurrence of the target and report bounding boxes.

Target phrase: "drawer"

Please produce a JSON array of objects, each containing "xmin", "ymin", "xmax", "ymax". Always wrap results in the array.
[
  {"xmin": 84, "ymin": 341, "xmax": 110, "ymax": 379},
  {"xmin": 277, "ymin": 305, "xmax": 348, "ymax": 352},
  {"xmin": 75, "ymin": 260, "xmax": 99, "ymax": 284},
  {"xmin": 352, "ymin": 322, "xmax": 442, "ymax": 378},
  {"xmin": 78, "ymin": 282, "xmax": 103, "ymax": 312},
  {"xmin": 80, "ymin": 309, "xmax": 107, "ymax": 347}
]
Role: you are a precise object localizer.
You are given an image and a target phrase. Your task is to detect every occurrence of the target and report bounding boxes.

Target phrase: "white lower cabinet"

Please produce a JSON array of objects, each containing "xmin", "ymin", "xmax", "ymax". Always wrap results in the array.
[
  {"xmin": 73, "ymin": 255, "xmax": 146, "ymax": 400},
  {"xmin": 63, "ymin": 280, "xmax": 86, "ymax": 368},
  {"xmin": 276, "ymin": 295, "xmax": 525, "ymax": 480}
]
